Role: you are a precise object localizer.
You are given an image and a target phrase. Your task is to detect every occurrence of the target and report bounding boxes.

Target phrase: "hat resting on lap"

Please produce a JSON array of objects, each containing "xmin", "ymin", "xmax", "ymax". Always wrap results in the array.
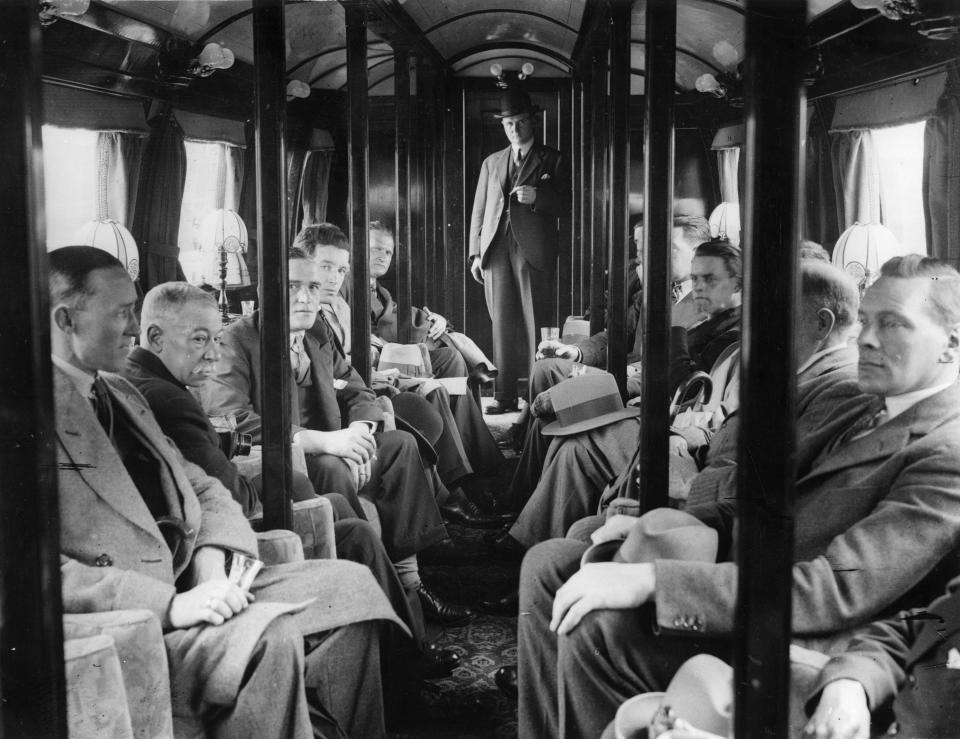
[
  {"xmin": 540, "ymin": 373, "xmax": 642, "ymax": 436},
  {"xmin": 580, "ymin": 508, "xmax": 718, "ymax": 566}
]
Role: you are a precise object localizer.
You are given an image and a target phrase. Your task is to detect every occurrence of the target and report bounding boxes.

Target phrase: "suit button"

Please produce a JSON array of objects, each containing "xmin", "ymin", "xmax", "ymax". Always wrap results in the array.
[
  {"xmin": 907, "ymin": 674, "xmax": 918, "ymax": 688},
  {"xmin": 94, "ymin": 553, "xmax": 113, "ymax": 567}
]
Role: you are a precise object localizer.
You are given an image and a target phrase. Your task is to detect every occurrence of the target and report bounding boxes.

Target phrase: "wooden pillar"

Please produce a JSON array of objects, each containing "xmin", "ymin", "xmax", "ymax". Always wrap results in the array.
[
  {"xmin": 252, "ymin": 0, "xmax": 292, "ymax": 531},
  {"xmin": 637, "ymin": 0, "xmax": 676, "ymax": 509},
  {"xmin": 606, "ymin": 0, "xmax": 632, "ymax": 397},
  {"xmin": 442, "ymin": 79, "xmax": 465, "ymax": 323},
  {"xmin": 578, "ymin": 75, "xmax": 592, "ymax": 316},
  {"xmin": 394, "ymin": 45, "xmax": 413, "ymax": 343},
  {"xmin": 557, "ymin": 82, "xmax": 574, "ymax": 327},
  {"xmin": 0, "ymin": 4, "xmax": 67, "ymax": 735},
  {"xmin": 734, "ymin": 0, "xmax": 805, "ymax": 734},
  {"xmin": 588, "ymin": 34, "xmax": 609, "ymax": 338},
  {"xmin": 345, "ymin": 1, "xmax": 372, "ymax": 384}
]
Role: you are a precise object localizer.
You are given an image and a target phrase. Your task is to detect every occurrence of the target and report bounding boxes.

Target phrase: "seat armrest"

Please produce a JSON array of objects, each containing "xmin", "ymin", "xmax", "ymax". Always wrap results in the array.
[{"xmin": 253, "ymin": 496, "xmax": 336, "ymax": 562}]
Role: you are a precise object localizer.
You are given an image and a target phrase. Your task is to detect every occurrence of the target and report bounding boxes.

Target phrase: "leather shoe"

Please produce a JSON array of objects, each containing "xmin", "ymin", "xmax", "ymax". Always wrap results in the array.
[
  {"xmin": 440, "ymin": 488, "xmax": 507, "ymax": 529},
  {"xmin": 417, "ymin": 584, "xmax": 476, "ymax": 627},
  {"xmin": 479, "ymin": 591, "xmax": 519, "ymax": 616},
  {"xmin": 494, "ymin": 665, "xmax": 518, "ymax": 700},
  {"xmin": 469, "ymin": 366, "xmax": 497, "ymax": 386},
  {"xmin": 485, "ymin": 398, "xmax": 519, "ymax": 415},
  {"xmin": 482, "ymin": 523, "xmax": 512, "ymax": 546},
  {"xmin": 418, "ymin": 644, "xmax": 461, "ymax": 679}
]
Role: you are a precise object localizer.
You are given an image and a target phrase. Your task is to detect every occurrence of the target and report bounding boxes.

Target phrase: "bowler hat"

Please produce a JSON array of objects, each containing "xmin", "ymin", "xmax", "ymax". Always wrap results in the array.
[
  {"xmin": 612, "ymin": 654, "xmax": 732, "ymax": 739},
  {"xmin": 541, "ymin": 373, "xmax": 642, "ymax": 437},
  {"xmin": 494, "ymin": 87, "xmax": 541, "ymax": 119},
  {"xmin": 580, "ymin": 508, "xmax": 718, "ymax": 566}
]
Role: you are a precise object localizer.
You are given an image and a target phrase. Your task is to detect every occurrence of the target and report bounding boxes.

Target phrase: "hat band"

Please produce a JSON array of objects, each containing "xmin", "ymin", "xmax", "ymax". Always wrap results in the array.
[{"xmin": 556, "ymin": 394, "xmax": 623, "ymax": 427}]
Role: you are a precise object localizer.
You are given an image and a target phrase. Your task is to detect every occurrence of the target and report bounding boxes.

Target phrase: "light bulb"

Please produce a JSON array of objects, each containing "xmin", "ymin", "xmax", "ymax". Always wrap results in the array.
[
  {"xmin": 490, "ymin": 63, "xmax": 503, "ymax": 77},
  {"xmin": 521, "ymin": 62, "xmax": 535, "ymax": 77}
]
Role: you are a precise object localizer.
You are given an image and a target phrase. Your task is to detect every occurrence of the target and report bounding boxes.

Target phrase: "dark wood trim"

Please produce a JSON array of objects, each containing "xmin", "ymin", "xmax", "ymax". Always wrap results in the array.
[
  {"xmin": 394, "ymin": 46, "xmax": 413, "ymax": 343},
  {"xmin": 0, "ymin": 3, "xmax": 67, "ymax": 736},
  {"xmin": 572, "ymin": 0, "xmax": 611, "ymax": 69},
  {"xmin": 735, "ymin": 0, "xmax": 804, "ymax": 734},
  {"xmin": 344, "ymin": 1, "xmax": 372, "ymax": 385},
  {"xmin": 366, "ymin": 0, "xmax": 447, "ymax": 70},
  {"xmin": 557, "ymin": 81, "xmax": 574, "ymax": 326},
  {"xmin": 198, "ymin": 8, "xmax": 255, "ymax": 44},
  {"xmin": 637, "ymin": 0, "xmax": 676, "ymax": 510},
  {"xmin": 253, "ymin": 0, "xmax": 293, "ymax": 531},
  {"xmin": 588, "ymin": 32, "xmax": 608, "ymax": 339},
  {"xmin": 607, "ymin": 1, "xmax": 631, "ymax": 399},
  {"xmin": 442, "ymin": 79, "xmax": 466, "ymax": 323}
]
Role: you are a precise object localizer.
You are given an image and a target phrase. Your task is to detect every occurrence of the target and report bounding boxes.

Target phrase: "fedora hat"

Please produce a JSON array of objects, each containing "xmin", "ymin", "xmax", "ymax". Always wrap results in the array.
[
  {"xmin": 541, "ymin": 373, "xmax": 642, "ymax": 437},
  {"xmin": 389, "ymin": 391, "xmax": 440, "ymax": 466},
  {"xmin": 613, "ymin": 654, "xmax": 732, "ymax": 739},
  {"xmin": 581, "ymin": 508, "xmax": 718, "ymax": 566},
  {"xmin": 494, "ymin": 87, "xmax": 541, "ymax": 119}
]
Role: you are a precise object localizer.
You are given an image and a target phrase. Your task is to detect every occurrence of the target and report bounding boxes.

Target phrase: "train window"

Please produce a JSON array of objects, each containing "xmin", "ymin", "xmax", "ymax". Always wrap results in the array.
[
  {"xmin": 873, "ymin": 121, "xmax": 927, "ymax": 252},
  {"xmin": 177, "ymin": 139, "xmax": 244, "ymax": 284},
  {"xmin": 41, "ymin": 126, "xmax": 99, "ymax": 248}
]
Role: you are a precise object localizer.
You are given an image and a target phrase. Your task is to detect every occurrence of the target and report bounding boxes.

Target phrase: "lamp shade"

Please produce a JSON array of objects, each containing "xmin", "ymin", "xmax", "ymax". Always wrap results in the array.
[
  {"xmin": 72, "ymin": 218, "xmax": 140, "ymax": 281},
  {"xmin": 708, "ymin": 202, "xmax": 741, "ymax": 246},
  {"xmin": 832, "ymin": 222, "xmax": 905, "ymax": 292},
  {"xmin": 199, "ymin": 209, "xmax": 250, "ymax": 287}
]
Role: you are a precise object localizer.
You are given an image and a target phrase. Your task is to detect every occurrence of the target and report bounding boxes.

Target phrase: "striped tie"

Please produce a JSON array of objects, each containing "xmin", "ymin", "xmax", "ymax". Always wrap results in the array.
[
  {"xmin": 290, "ymin": 333, "xmax": 311, "ymax": 385},
  {"xmin": 831, "ymin": 399, "xmax": 887, "ymax": 452}
]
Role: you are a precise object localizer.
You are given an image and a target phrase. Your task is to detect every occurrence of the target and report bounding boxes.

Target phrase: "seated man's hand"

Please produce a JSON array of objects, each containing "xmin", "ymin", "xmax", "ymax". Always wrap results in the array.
[
  {"xmin": 370, "ymin": 334, "xmax": 385, "ymax": 350},
  {"xmin": 803, "ymin": 679, "xmax": 870, "ymax": 739},
  {"xmin": 551, "ymin": 562, "xmax": 655, "ymax": 635},
  {"xmin": 426, "ymin": 312, "xmax": 447, "ymax": 340},
  {"xmin": 536, "ymin": 339, "xmax": 580, "ymax": 361},
  {"xmin": 346, "ymin": 457, "xmax": 373, "ymax": 489},
  {"xmin": 671, "ymin": 298, "xmax": 708, "ymax": 330},
  {"xmin": 168, "ymin": 578, "xmax": 255, "ymax": 629},
  {"xmin": 470, "ymin": 258, "xmax": 484, "ymax": 285},
  {"xmin": 591, "ymin": 513, "xmax": 640, "ymax": 544},
  {"xmin": 295, "ymin": 425, "xmax": 376, "ymax": 464}
]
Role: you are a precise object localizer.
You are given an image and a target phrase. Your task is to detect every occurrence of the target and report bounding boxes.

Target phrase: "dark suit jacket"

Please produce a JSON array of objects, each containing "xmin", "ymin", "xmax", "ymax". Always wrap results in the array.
[
  {"xmin": 123, "ymin": 347, "xmax": 260, "ymax": 517},
  {"xmin": 574, "ymin": 273, "xmax": 644, "ymax": 367},
  {"xmin": 201, "ymin": 312, "xmax": 383, "ymax": 441},
  {"xmin": 469, "ymin": 141, "xmax": 566, "ymax": 271},
  {"xmin": 660, "ymin": 380, "xmax": 960, "ymax": 653},
  {"xmin": 809, "ymin": 574, "xmax": 960, "ymax": 737},
  {"xmin": 669, "ymin": 306, "xmax": 742, "ymax": 395}
]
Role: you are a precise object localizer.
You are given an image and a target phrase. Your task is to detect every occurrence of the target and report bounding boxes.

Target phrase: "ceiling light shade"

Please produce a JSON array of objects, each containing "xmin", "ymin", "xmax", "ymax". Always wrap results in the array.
[
  {"xmin": 38, "ymin": 0, "xmax": 90, "ymax": 25},
  {"xmin": 519, "ymin": 62, "xmax": 535, "ymax": 80},
  {"xmin": 490, "ymin": 63, "xmax": 503, "ymax": 78},
  {"xmin": 72, "ymin": 219, "xmax": 140, "ymax": 281},
  {"xmin": 190, "ymin": 42, "xmax": 235, "ymax": 77},
  {"xmin": 695, "ymin": 73, "xmax": 721, "ymax": 94},
  {"xmin": 286, "ymin": 80, "xmax": 311, "ymax": 100},
  {"xmin": 832, "ymin": 222, "xmax": 905, "ymax": 293},
  {"xmin": 199, "ymin": 209, "xmax": 250, "ymax": 288},
  {"xmin": 712, "ymin": 40, "xmax": 740, "ymax": 67},
  {"xmin": 709, "ymin": 202, "xmax": 741, "ymax": 246}
]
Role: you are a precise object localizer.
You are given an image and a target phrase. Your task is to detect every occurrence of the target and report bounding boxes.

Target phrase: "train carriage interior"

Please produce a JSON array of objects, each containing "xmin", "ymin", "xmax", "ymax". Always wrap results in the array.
[{"xmin": 4, "ymin": 0, "xmax": 960, "ymax": 736}]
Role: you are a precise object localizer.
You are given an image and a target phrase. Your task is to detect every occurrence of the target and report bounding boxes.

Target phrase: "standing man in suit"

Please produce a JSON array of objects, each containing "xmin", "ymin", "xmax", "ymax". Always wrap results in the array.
[
  {"xmin": 513, "ymin": 255, "xmax": 960, "ymax": 739},
  {"xmin": 469, "ymin": 86, "xmax": 567, "ymax": 414},
  {"xmin": 49, "ymin": 246, "xmax": 399, "ymax": 738}
]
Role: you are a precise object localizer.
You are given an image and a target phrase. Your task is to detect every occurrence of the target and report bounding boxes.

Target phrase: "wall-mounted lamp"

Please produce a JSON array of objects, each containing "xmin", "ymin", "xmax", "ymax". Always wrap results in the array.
[
  {"xmin": 518, "ymin": 62, "xmax": 535, "ymax": 81},
  {"xmin": 189, "ymin": 42, "xmax": 235, "ymax": 78},
  {"xmin": 38, "ymin": 0, "xmax": 89, "ymax": 26},
  {"xmin": 490, "ymin": 63, "xmax": 506, "ymax": 88},
  {"xmin": 852, "ymin": 0, "xmax": 960, "ymax": 39},
  {"xmin": 72, "ymin": 219, "xmax": 140, "ymax": 282},
  {"xmin": 490, "ymin": 62, "xmax": 535, "ymax": 89},
  {"xmin": 694, "ymin": 40, "xmax": 743, "ymax": 107},
  {"xmin": 286, "ymin": 80, "xmax": 311, "ymax": 101}
]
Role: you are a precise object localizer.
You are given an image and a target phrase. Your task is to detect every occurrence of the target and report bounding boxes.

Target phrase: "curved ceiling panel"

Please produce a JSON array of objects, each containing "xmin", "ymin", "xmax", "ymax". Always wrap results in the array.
[{"xmin": 453, "ymin": 48, "xmax": 570, "ymax": 77}]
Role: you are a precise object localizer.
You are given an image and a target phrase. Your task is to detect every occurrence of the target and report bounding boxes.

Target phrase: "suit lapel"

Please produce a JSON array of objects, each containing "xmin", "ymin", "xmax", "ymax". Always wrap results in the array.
[
  {"xmin": 54, "ymin": 368, "xmax": 162, "ymax": 540},
  {"xmin": 516, "ymin": 143, "xmax": 543, "ymax": 184},
  {"xmin": 496, "ymin": 146, "xmax": 511, "ymax": 191}
]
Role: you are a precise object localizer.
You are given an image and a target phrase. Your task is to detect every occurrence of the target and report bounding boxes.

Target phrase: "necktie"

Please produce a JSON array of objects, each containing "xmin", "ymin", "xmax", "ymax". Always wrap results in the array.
[
  {"xmin": 90, "ymin": 375, "xmax": 113, "ymax": 439},
  {"xmin": 831, "ymin": 399, "xmax": 887, "ymax": 451},
  {"xmin": 290, "ymin": 334, "xmax": 311, "ymax": 385}
]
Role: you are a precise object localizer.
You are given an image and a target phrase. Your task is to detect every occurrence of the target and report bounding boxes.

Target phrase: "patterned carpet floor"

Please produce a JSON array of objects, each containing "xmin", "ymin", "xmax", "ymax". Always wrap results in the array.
[{"xmin": 388, "ymin": 399, "xmax": 523, "ymax": 738}]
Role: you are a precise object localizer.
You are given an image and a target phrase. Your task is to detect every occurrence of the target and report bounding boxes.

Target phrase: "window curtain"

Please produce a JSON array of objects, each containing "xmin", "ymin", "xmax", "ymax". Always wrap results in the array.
[
  {"xmin": 716, "ymin": 147, "xmax": 740, "ymax": 203},
  {"xmin": 923, "ymin": 62, "xmax": 960, "ymax": 267},
  {"xmin": 805, "ymin": 101, "xmax": 841, "ymax": 250},
  {"xmin": 96, "ymin": 132, "xmax": 145, "ymax": 226},
  {"xmin": 830, "ymin": 129, "xmax": 882, "ymax": 228},
  {"xmin": 300, "ymin": 149, "xmax": 333, "ymax": 229},
  {"xmin": 130, "ymin": 106, "xmax": 187, "ymax": 289}
]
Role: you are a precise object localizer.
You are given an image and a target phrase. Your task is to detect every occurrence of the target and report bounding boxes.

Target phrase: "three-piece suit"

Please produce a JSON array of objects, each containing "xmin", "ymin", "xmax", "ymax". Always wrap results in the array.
[
  {"xmin": 201, "ymin": 313, "xmax": 448, "ymax": 561},
  {"xmin": 469, "ymin": 141, "xmax": 566, "ymax": 402},
  {"xmin": 54, "ymin": 366, "xmax": 401, "ymax": 737},
  {"xmin": 518, "ymin": 380, "xmax": 960, "ymax": 738}
]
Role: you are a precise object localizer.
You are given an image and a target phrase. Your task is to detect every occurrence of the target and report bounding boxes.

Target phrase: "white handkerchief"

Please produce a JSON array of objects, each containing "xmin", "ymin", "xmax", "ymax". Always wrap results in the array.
[
  {"xmin": 540, "ymin": 173, "xmax": 552, "ymax": 181},
  {"xmin": 333, "ymin": 379, "xmax": 348, "ymax": 390},
  {"xmin": 946, "ymin": 647, "xmax": 960, "ymax": 669}
]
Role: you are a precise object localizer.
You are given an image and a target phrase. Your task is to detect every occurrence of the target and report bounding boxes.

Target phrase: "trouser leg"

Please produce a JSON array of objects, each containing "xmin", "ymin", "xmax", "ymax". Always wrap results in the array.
[
  {"xmin": 208, "ymin": 617, "xmax": 314, "ymax": 739},
  {"xmin": 448, "ymin": 392, "xmax": 504, "ymax": 476},
  {"xmin": 529, "ymin": 358, "xmax": 574, "ymax": 399},
  {"xmin": 558, "ymin": 607, "xmax": 729, "ymax": 738},
  {"xmin": 304, "ymin": 621, "xmax": 385, "ymax": 739},
  {"xmin": 484, "ymin": 237, "xmax": 525, "ymax": 403},
  {"xmin": 517, "ymin": 539, "xmax": 587, "ymax": 739},
  {"xmin": 306, "ymin": 454, "xmax": 365, "ymax": 518},
  {"xmin": 504, "ymin": 416, "xmax": 554, "ymax": 512}
]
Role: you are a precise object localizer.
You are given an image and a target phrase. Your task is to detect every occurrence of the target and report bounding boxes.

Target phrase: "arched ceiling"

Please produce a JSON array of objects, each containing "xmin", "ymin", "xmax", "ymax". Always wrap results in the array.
[{"xmin": 100, "ymin": 0, "xmax": 851, "ymax": 97}]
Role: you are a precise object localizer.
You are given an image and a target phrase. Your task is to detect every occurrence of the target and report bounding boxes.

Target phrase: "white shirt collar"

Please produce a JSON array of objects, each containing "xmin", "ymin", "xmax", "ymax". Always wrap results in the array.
[
  {"xmin": 52, "ymin": 354, "xmax": 97, "ymax": 398},
  {"xmin": 290, "ymin": 330, "xmax": 305, "ymax": 347},
  {"xmin": 884, "ymin": 379, "xmax": 957, "ymax": 422},
  {"xmin": 796, "ymin": 342, "xmax": 849, "ymax": 377},
  {"xmin": 514, "ymin": 140, "xmax": 534, "ymax": 160}
]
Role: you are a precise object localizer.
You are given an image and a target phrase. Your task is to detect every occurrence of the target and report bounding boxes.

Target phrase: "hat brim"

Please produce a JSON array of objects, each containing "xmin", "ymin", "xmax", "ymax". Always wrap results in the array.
[
  {"xmin": 394, "ymin": 415, "xmax": 439, "ymax": 465},
  {"xmin": 494, "ymin": 105, "xmax": 542, "ymax": 119},
  {"xmin": 580, "ymin": 539, "xmax": 622, "ymax": 566},
  {"xmin": 541, "ymin": 407, "xmax": 642, "ymax": 437},
  {"xmin": 614, "ymin": 693, "xmax": 664, "ymax": 737}
]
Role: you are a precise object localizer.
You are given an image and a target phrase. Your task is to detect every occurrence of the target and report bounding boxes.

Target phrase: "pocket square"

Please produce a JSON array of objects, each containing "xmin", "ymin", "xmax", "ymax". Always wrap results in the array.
[
  {"xmin": 540, "ymin": 173, "xmax": 552, "ymax": 181},
  {"xmin": 946, "ymin": 647, "xmax": 960, "ymax": 669},
  {"xmin": 333, "ymin": 379, "xmax": 348, "ymax": 390}
]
